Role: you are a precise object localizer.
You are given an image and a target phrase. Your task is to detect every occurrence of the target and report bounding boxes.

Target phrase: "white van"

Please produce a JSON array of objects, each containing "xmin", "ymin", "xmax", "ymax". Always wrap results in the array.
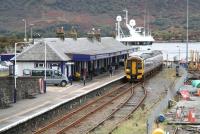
[{"xmin": 23, "ymin": 69, "xmax": 69, "ymax": 87}]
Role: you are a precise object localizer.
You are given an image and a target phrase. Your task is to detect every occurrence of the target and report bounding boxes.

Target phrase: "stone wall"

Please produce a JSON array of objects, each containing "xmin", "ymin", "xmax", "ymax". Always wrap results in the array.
[{"xmin": 0, "ymin": 77, "xmax": 42, "ymax": 108}]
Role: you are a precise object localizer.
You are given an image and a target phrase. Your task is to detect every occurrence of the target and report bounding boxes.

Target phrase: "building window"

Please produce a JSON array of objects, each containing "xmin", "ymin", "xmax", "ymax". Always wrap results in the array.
[{"xmin": 34, "ymin": 62, "xmax": 45, "ymax": 68}]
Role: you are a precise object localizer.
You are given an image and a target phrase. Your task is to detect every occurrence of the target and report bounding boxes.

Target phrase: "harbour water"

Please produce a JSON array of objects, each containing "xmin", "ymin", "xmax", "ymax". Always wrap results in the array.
[{"xmin": 152, "ymin": 42, "xmax": 200, "ymax": 61}]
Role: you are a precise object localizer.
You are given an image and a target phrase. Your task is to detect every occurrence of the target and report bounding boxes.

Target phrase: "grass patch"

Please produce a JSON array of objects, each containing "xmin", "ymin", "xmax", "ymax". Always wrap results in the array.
[{"xmin": 112, "ymin": 109, "xmax": 148, "ymax": 134}]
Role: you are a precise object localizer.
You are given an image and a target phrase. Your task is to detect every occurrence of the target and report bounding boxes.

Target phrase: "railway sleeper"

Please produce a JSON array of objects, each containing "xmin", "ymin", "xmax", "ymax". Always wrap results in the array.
[{"xmin": 125, "ymin": 103, "xmax": 138, "ymax": 106}]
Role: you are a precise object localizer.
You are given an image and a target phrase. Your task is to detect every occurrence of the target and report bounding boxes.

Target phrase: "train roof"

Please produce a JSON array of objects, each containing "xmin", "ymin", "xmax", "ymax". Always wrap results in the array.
[{"xmin": 129, "ymin": 50, "xmax": 162, "ymax": 60}]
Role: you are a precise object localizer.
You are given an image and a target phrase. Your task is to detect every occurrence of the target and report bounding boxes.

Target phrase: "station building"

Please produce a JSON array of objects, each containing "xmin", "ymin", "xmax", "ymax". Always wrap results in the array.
[{"xmin": 14, "ymin": 37, "xmax": 137, "ymax": 79}]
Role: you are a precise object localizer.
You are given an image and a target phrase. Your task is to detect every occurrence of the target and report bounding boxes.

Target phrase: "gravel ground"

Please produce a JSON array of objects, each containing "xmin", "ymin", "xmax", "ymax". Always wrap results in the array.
[
  {"xmin": 165, "ymin": 71, "xmax": 200, "ymax": 134},
  {"xmin": 111, "ymin": 67, "xmax": 181, "ymax": 134}
]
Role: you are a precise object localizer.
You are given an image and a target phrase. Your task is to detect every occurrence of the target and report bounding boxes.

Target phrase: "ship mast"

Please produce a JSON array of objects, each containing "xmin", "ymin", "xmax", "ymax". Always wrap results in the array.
[
  {"xmin": 123, "ymin": 9, "xmax": 128, "ymax": 25},
  {"xmin": 186, "ymin": 0, "xmax": 189, "ymax": 65},
  {"xmin": 116, "ymin": 15, "xmax": 122, "ymax": 39},
  {"xmin": 147, "ymin": 0, "xmax": 150, "ymax": 36},
  {"xmin": 144, "ymin": 0, "xmax": 147, "ymax": 37}
]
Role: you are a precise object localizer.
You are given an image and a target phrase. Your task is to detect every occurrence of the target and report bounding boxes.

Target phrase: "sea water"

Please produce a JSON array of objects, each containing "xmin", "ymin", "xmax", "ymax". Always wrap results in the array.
[{"xmin": 152, "ymin": 42, "xmax": 200, "ymax": 61}]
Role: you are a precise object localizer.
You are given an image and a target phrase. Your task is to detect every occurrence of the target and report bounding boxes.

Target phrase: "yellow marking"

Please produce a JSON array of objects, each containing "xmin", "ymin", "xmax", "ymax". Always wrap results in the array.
[{"xmin": 132, "ymin": 62, "xmax": 136, "ymax": 74}]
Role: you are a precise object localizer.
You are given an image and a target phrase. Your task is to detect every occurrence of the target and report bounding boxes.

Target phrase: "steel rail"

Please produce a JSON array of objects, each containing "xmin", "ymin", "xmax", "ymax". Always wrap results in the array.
[
  {"xmin": 34, "ymin": 83, "xmax": 139, "ymax": 134},
  {"xmin": 58, "ymin": 64, "xmax": 157, "ymax": 134},
  {"xmin": 34, "ymin": 83, "xmax": 126, "ymax": 134},
  {"xmin": 173, "ymin": 127, "xmax": 179, "ymax": 134},
  {"xmin": 56, "ymin": 83, "xmax": 141, "ymax": 134},
  {"xmin": 87, "ymin": 84, "xmax": 147, "ymax": 134},
  {"xmin": 109, "ymin": 86, "xmax": 147, "ymax": 134},
  {"xmin": 87, "ymin": 64, "xmax": 160, "ymax": 134}
]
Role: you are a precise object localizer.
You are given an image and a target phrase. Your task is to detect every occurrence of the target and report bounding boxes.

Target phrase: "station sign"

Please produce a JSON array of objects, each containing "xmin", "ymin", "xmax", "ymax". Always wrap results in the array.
[
  {"xmin": 96, "ymin": 54, "xmax": 109, "ymax": 59},
  {"xmin": 66, "ymin": 62, "xmax": 75, "ymax": 65}
]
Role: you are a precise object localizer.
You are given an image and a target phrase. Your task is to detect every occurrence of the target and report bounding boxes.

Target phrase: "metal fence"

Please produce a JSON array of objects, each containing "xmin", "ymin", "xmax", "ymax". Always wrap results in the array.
[{"xmin": 147, "ymin": 67, "xmax": 187, "ymax": 134}]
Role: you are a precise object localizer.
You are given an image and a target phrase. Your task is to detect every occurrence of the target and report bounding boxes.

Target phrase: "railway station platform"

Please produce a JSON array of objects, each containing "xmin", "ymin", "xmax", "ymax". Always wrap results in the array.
[{"xmin": 0, "ymin": 68, "xmax": 125, "ymax": 133}]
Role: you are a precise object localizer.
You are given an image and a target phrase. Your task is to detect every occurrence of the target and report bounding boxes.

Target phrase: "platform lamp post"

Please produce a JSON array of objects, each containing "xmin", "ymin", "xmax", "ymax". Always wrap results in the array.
[
  {"xmin": 30, "ymin": 23, "xmax": 34, "ymax": 40},
  {"xmin": 162, "ymin": 50, "xmax": 169, "ymax": 67},
  {"xmin": 22, "ymin": 19, "xmax": 27, "ymax": 42},
  {"xmin": 186, "ymin": 0, "xmax": 189, "ymax": 68},
  {"xmin": 166, "ymin": 52, "xmax": 169, "ymax": 67},
  {"xmin": 176, "ymin": 45, "xmax": 180, "ymax": 63},
  {"xmin": 14, "ymin": 42, "xmax": 29, "ymax": 103},
  {"xmin": 44, "ymin": 41, "xmax": 47, "ymax": 93}
]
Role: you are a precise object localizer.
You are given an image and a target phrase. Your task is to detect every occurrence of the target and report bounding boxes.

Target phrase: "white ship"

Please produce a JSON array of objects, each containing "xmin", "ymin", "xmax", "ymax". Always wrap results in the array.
[{"xmin": 115, "ymin": 9, "xmax": 154, "ymax": 50}]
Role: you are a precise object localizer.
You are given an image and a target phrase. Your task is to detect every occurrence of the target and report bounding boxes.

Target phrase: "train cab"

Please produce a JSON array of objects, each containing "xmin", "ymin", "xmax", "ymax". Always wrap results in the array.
[{"xmin": 125, "ymin": 56, "xmax": 144, "ymax": 82}]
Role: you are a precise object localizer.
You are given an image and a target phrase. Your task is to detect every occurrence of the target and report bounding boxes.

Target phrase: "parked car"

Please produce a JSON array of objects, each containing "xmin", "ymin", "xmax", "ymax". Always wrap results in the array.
[{"xmin": 23, "ymin": 69, "xmax": 69, "ymax": 87}]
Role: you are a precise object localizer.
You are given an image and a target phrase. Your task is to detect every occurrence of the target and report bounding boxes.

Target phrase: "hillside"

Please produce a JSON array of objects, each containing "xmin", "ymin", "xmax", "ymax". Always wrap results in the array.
[{"xmin": 0, "ymin": 0, "xmax": 200, "ymax": 41}]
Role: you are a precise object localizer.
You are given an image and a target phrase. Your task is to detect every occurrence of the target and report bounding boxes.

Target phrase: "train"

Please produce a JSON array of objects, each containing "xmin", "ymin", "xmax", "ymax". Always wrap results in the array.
[{"xmin": 125, "ymin": 50, "xmax": 163, "ymax": 82}]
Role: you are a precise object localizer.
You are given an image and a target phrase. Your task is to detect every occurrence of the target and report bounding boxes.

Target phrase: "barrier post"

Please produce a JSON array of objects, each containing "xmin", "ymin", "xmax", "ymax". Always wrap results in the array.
[
  {"xmin": 146, "ymin": 120, "xmax": 149, "ymax": 134},
  {"xmin": 14, "ymin": 88, "xmax": 17, "ymax": 103}
]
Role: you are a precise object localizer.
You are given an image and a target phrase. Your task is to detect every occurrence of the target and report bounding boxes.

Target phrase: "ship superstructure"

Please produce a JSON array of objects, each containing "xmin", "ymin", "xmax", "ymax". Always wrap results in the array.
[{"xmin": 115, "ymin": 9, "xmax": 154, "ymax": 50}]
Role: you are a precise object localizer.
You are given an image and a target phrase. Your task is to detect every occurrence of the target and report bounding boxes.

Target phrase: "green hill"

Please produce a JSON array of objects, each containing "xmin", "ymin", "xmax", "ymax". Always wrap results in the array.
[{"xmin": 0, "ymin": 0, "xmax": 200, "ymax": 41}]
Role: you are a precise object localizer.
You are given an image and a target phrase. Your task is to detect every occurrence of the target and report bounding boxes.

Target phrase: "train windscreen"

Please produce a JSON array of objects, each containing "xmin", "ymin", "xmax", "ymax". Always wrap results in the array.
[
  {"xmin": 137, "ymin": 62, "xmax": 142, "ymax": 69},
  {"xmin": 127, "ymin": 60, "xmax": 132, "ymax": 69}
]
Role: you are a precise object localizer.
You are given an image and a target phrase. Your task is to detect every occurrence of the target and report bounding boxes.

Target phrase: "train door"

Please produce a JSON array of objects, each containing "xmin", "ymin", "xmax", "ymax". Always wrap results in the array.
[{"xmin": 131, "ymin": 60, "xmax": 137, "ymax": 75}]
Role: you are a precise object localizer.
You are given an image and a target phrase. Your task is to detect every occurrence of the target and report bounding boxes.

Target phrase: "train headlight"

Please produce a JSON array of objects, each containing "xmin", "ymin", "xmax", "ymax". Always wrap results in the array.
[{"xmin": 126, "ymin": 69, "xmax": 130, "ymax": 73}]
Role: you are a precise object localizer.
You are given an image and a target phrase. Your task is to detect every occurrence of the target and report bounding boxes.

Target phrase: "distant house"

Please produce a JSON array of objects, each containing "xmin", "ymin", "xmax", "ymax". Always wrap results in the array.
[{"xmin": 13, "ymin": 37, "xmax": 137, "ymax": 77}]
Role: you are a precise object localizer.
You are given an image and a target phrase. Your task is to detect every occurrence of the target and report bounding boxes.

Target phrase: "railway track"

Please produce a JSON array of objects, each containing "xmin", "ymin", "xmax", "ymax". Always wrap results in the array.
[
  {"xmin": 173, "ymin": 127, "xmax": 179, "ymax": 134},
  {"xmin": 88, "ymin": 83, "xmax": 147, "ymax": 134},
  {"xmin": 173, "ymin": 126, "xmax": 200, "ymax": 134},
  {"xmin": 34, "ymin": 82, "xmax": 143, "ymax": 134}
]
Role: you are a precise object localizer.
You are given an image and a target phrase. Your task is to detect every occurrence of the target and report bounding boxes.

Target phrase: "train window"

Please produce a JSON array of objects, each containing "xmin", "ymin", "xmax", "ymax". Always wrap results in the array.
[
  {"xmin": 127, "ymin": 60, "xmax": 132, "ymax": 68},
  {"xmin": 137, "ymin": 62, "xmax": 142, "ymax": 69},
  {"xmin": 32, "ymin": 70, "xmax": 44, "ymax": 76},
  {"xmin": 46, "ymin": 70, "xmax": 52, "ymax": 77},
  {"xmin": 54, "ymin": 70, "xmax": 62, "ymax": 76}
]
